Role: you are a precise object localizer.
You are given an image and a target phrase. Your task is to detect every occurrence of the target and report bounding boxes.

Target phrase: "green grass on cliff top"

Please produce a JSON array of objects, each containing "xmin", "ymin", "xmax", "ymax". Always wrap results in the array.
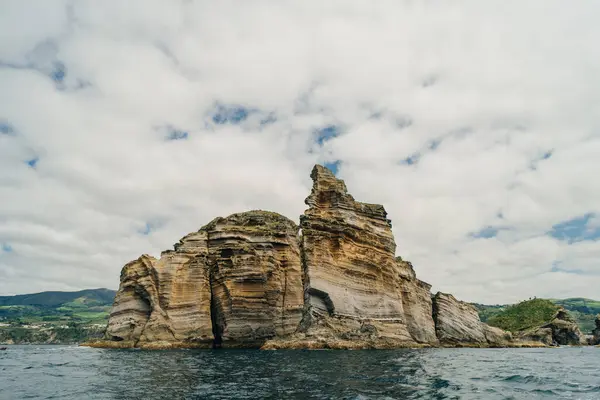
[
  {"xmin": 484, "ymin": 298, "xmax": 560, "ymax": 333},
  {"xmin": 476, "ymin": 297, "xmax": 600, "ymax": 334}
]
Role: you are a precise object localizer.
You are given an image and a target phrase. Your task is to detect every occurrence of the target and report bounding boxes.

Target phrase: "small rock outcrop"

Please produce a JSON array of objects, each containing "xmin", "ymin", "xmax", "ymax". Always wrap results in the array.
[
  {"xmin": 518, "ymin": 308, "xmax": 586, "ymax": 346},
  {"xmin": 89, "ymin": 164, "xmax": 537, "ymax": 350},
  {"xmin": 545, "ymin": 309, "xmax": 586, "ymax": 345},
  {"xmin": 432, "ymin": 292, "xmax": 512, "ymax": 347},
  {"xmin": 592, "ymin": 314, "xmax": 600, "ymax": 345}
]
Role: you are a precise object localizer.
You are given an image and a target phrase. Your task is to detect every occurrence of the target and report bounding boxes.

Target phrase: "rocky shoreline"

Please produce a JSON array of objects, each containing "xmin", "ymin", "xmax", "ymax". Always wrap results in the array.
[{"xmin": 83, "ymin": 165, "xmax": 583, "ymax": 350}]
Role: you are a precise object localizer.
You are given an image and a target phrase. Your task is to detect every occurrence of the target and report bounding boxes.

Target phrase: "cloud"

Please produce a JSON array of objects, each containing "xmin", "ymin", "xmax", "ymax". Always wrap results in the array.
[{"xmin": 0, "ymin": 0, "xmax": 599, "ymax": 304}]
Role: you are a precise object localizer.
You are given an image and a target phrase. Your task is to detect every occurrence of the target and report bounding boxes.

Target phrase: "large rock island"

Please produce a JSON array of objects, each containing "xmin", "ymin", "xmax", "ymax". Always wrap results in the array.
[{"xmin": 88, "ymin": 165, "xmax": 538, "ymax": 349}]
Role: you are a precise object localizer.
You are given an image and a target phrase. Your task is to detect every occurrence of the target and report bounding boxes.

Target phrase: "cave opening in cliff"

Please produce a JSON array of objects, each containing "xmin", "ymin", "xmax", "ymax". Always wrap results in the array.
[
  {"xmin": 210, "ymin": 296, "xmax": 224, "ymax": 348},
  {"xmin": 209, "ymin": 270, "xmax": 224, "ymax": 348}
]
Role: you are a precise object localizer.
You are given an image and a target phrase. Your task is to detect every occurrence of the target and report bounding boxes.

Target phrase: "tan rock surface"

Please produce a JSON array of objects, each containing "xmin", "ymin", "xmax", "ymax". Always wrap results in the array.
[
  {"xmin": 104, "ymin": 210, "xmax": 303, "ymax": 348},
  {"xmin": 298, "ymin": 165, "xmax": 434, "ymax": 345},
  {"xmin": 91, "ymin": 164, "xmax": 541, "ymax": 350},
  {"xmin": 105, "ymin": 234, "xmax": 213, "ymax": 347},
  {"xmin": 397, "ymin": 259, "xmax": 438, "ymax": 344},
  {"xmin": 203, "ymin": 211, "xmax": 303, "ymax": 347},
  {"xmin": 432, "ymin": 292, "xmax": 512, "ymax": 346}
]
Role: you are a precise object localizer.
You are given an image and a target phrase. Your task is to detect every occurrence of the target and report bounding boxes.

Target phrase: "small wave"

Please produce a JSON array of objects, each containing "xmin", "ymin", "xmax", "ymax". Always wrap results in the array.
[
  {"xmin": 531, "ymin": 389, "xmax": 558, "ymax": 395},
  {"xmin": 501, "ymin": 374, "xmax": 552, "ymax": 384}
]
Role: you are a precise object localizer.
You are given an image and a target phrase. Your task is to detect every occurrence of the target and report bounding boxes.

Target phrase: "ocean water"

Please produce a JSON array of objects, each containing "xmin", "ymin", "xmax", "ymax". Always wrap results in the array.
[{"xmin": 1, "ymin": 346, "xmax": 599, "ymax": 399}]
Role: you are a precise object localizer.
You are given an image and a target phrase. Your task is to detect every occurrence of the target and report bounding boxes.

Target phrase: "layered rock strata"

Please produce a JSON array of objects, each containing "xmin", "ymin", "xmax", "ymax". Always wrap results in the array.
[
  {"xmin": 292, "ymin": 165, "xmax": 436, "ymax": 347},
  {"xmin": 519, "ymin": 308, "xmax": 586, "ymax": 346},
  {"xmin": 90, "ymin": 164, "xmax": 528, "ymax": 349},
  {"xmin": 397, "ymin": 259, "xmax": 438, "ymax": 344},
  {"xmin": 203, "ymin": 212, "xmax": 304, "ymax": 346},
  {"xmin": 432, "ymin": 292, "xmax": 512, "ymax": 347},
  {"xmin": 104, "ymin": 211, "xmax": 303, "ymax": 348}
]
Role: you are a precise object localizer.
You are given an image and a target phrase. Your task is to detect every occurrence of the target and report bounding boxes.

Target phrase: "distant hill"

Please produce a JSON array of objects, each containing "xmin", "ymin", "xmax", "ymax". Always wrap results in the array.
[
  {"xmin": 0, "ymin": 288, "xmax": 116, "ymax": 345},
  {"xmin": 0, "ymin": 288, "xmax": 116, "ymax": 307},
  {"xmin": 482, "ymin": 299, "xmax": 559, "ymax": 333},
  {"xmin": 474, "ymin": 298, "xmax": 600, "ymax": 334}
]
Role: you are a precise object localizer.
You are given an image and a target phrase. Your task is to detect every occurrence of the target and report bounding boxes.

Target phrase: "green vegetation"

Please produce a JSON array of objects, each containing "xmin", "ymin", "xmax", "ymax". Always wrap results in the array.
[
  {"xmin": 472, "ymin": 303, "xmax": 506, "ymax": 323},
  {"xmin": 475, "ymin": 297, "xmax": 600, "ymax": 334},
  {"xmin": 484, "ymin": 299, "xmax": 560, "ymax": 333},
  {"xmin": 0, "ymin": 288, "xmax": 115, "ymax": 307},
  {"xmin": 0, "ymin": 288, "xmax": 115, "ymax": 344},
  {"xmin": 549, "ymin": 298, "xmax": 600, "ymax": 333}
]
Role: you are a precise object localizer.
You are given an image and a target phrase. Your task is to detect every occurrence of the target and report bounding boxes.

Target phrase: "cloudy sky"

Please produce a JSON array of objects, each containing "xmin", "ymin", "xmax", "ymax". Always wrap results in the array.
[{"xmin": 1, "ymin": 1, "xmax": 599, "ymax": 304}]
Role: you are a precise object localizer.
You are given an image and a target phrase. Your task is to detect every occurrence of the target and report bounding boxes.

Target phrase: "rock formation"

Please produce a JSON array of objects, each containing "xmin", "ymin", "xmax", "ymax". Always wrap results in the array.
[
  {"xmin": 291, "ymin": 165, "xmax": 436, "ymax": 348},
  {"xmin": 432, "ymin": 292, "xmax": 512, "ymax": 347},
  {"xmin": 397, "ymin": 259, "xmax": 438, "ymax": 344},
  {"xmin": 518, "ymin": 308, "xmax": 587, "ymax": 346},
  {"xmin": 592, "ymin": 314, "xmax": 600, "ymax": 345},
  {"xmin": 89, "ymin": 165, "xmax": 531, "ymax": 349},
  {"xmin": 104, "ymin": 211, "xmax": 303, "ymax": 348}
]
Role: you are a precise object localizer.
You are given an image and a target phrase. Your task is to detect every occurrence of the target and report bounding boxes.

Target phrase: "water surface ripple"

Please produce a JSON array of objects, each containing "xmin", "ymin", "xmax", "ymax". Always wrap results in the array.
[{"xmin": 1, "ymin": 346, "xmax": 599, "ymax": 399}]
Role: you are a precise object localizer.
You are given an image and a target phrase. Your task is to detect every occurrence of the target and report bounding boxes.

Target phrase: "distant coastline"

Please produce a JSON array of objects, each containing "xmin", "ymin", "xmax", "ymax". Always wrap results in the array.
[{"xmin": 0, "ymin": 289, "xmax": 115, "ymax": 345}]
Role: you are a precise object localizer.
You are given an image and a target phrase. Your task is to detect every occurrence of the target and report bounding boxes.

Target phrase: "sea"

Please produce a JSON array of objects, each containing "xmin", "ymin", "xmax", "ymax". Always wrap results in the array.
[{"xmin": 0, "ymin": 346, "xmax": 599, "ymax": 399}]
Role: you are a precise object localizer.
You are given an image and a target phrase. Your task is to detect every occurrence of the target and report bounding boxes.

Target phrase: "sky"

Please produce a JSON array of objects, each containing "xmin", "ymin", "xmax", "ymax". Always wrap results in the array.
[{"xmin": 1, "ymin": 0, "xmax": 599, "ymax": 304}]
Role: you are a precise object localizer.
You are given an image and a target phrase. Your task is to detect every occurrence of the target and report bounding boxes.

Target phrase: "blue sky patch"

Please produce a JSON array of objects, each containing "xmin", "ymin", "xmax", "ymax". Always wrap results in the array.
[
  {"xmin": 212, "ymin": 104, "xmax": 254, "ymax": 125},
  {"xmin": 26, "ymin": 157, "xmax": 39, "ymax": 168},
  {"xmin": 50, "ymin": 61, "xmax": 66, "ymax": 82},
  {"xmin": 166, "ymin": 128, "xmax": 188, "ymax": 141},
  {"xmin": 139, "ymin": 223, "xmax": 153, "ymax": 236},
  {"xmin": 400, "ymin": 153, "xmax": 421, "ymax": 166},
  {"xmin": 429, "ymin": 138, "xmax": 442, "ymax": 150},
  {"xmin": 469, "ymin": 226, "xmax": 502, "ymax": 239},
  {"xmin": 549, "ymin": 213, "xmax": 599, "ymax": 243},
  {"xmin": 0, "ymin": 120, "xmax": 14, "ymax": 135},
  {"xmin": 1, "ymin": 243, "xmax": 12, "ymax": 253},
  {"xmin": 324, "ymin": 160, "xmax": 341, "ymax": 175},
  {"xmin": 259, "ymin": 113, "xmax": 277, "ymax": 126},
  {"xmin": 551, "ymin": 261, "xmax": 585, "ymax": 274},
  {"xmin": 315, "ymin": 125, "xmax": 340, "ymax": 145},
  {"xmin": 530, "ymin": 149, "xmax": 554, "ymax": 170}
]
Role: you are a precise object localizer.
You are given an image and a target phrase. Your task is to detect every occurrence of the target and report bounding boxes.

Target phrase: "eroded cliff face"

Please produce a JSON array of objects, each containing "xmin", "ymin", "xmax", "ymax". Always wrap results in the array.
[
  {"xmin": 432, "ymin": 292, "xmax": 512, "ymax": 347},
  {"xmin": 94, "ymin": 164, "xmax": 534, "ymax": 350},
  {"xmin": 104, "ymin": 211, "xmax": 302, "ymax": 348},
  {"xmin": 203, "ymin": 212, "xmax": 303, "ymax": 347},
  {"xmin": 293, "ymin": 165, "xmax": 434, "ymax": 347},
  {"xmin": 396, "ymin": 258, "xmax": 438, "ymax": 344},
  {"xmin": 105, "ymin": 247, "xmax": 213, "ymax": 348}
]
